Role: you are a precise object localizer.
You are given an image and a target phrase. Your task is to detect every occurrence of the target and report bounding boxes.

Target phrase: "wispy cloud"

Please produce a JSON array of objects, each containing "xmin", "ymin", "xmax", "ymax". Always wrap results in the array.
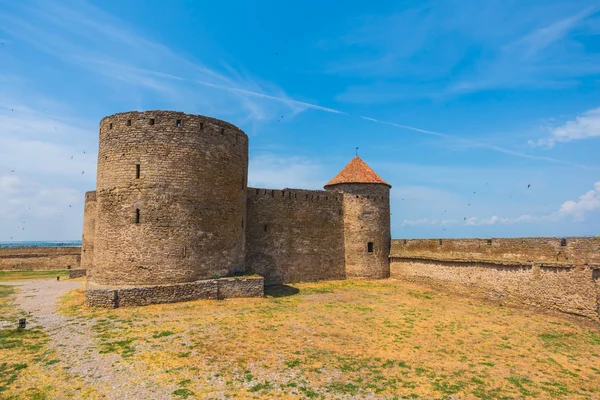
[
  {"xmin": 0, "ymin": 0, "xmax": 336, "ymax": 122},
  {"xmin": 324, "ymin": 2, "xmax": 600, "ymax": 99},
  {"xmin": 529, "ymin": 107, "xmax": 600, "ymax": 148},
  {"xmin": 361, "ymin": 116, "xmax": 591, "ymax": 169}
]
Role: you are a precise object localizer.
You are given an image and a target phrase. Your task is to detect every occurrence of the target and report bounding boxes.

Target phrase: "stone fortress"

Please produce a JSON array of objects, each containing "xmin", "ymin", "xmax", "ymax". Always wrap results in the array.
[
  {"xmin": 82, "ymin": 111, "xmax": 391, "ymax": 307},
  {"xmin": 78, "ymin": 110, "xmax": 599, "ymax": 320}
]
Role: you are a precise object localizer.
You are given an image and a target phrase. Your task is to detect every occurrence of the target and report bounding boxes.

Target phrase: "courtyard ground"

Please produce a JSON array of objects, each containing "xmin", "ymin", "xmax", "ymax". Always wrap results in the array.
[{"xmin": 0, "ymin": 274, "xmax": 599, "ymax": 399}]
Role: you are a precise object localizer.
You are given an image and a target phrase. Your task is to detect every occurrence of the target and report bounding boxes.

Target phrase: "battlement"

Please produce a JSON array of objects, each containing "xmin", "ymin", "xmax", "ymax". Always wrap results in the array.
[
  {"xmin": 391, "ymin": 236, "xmax": 600, "ymax": 265},
  {"xmin": 248, "ymin": 187, "xmax": 342, "ymax": 202},
  {"xmin": 100, "ymin": 110, "xmax": 246, "ymax": 137},
  {"xmin": 85, "ymin": 190, "xmax": 96, "ymax": 202}
]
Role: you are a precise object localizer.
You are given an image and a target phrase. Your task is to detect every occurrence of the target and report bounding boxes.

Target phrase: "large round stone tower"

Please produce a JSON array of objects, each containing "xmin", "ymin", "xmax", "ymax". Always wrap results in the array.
[
  {"xmin": 325, "ymin": 156, "xmax": 391, "ymax": 279},
  {"xmin": 90, "ymin": 111, "xmax": 248, "ymax": 287}
]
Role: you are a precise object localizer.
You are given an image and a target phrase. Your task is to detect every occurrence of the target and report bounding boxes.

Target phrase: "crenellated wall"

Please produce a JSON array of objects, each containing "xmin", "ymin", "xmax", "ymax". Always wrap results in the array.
[
  {"xmin": 391, "ymin": 237, "xmax": 600, "ymax": 264},
  {"xmin": 390, "ymin": 237, "xmax": 600, "ymax": 320},
  {"xmin": 246, "ymin": 188, "xmax": 346, "ymax": 285},
  {"xmin": 0, "ymin": 247, "xmax": 81, "ymax": 271}
]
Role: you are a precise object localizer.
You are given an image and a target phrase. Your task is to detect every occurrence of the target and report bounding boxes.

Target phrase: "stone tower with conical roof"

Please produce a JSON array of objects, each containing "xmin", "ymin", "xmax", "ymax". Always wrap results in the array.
[{"xmin": 325, "ymin": 156, "xmax": 391, "ymax": 279}]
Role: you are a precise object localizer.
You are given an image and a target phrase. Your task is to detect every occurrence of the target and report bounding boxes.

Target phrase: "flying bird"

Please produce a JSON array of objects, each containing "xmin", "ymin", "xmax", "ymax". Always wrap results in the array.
[
  {"xmin": 82, "ymin": 171, "xmax": 84, "ymax": 174},
  {"xmin": 527, "ymin": 184, "xmax": 531, "ymax": 188}
]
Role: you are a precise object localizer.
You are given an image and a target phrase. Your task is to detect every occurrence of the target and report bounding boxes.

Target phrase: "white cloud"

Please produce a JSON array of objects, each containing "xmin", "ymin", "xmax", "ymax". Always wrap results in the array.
[
  {"xmin": 559, "ymin": 181, "xmax": 600, "ymax": 220},
  {"xmin": 465, "ymin": 181, "xmax": 600, "ymax": 226},
  {"xmin": 400, "ymin": 181, "xmax": 600, "ymax": 230},
  {"xmin": 529, "ymin": 107, "xmax": 600, "ymax": 148}
]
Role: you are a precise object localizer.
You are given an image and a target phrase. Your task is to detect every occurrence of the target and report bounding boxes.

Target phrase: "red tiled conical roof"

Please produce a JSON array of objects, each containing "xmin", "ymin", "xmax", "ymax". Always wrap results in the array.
[{"xmin": 325, "ymin": 156, "xmax": 391, "ymax": 188}]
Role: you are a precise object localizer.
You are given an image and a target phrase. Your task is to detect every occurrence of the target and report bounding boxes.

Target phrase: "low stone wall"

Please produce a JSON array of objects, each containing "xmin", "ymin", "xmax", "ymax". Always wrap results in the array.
[
  {"xmin": 69, "ymin": 269, "xmax": 87, "ymax": 279},
  {"xmin": 0, "ymin": 247, "xmax": 81, "ymax": 271},
  {"xmin": 85, "ymin": 276, "xmax": 264, "ymax": 308},
  {"xmin": 391, "ymin": 237, "xmax": 600, "ymax": 264},
  {"xmin": 391, "ymin": 256, "xmax": 600, "ymax": 321}
]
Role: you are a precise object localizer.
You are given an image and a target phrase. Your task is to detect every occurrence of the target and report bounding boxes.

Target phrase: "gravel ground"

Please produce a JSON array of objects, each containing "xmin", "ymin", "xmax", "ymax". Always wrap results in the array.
[{"xmin": 7, "ymin": 279, "xmax": 176, "ymax": 399}]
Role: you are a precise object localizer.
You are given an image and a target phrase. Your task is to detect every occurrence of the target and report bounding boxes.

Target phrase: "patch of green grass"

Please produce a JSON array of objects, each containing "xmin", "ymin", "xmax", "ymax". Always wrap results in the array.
[
  {"xmin": 0, "ymin": 362, "xmax": 28, "ymax": 393},
  {"xmin": 172, "ymin": 388, "xmax": 195, "ymax": 398},
  {"xmin": 539, "ymin": 332, "xmax": 575, "ymax": 348},
  {"xmin": 506, "ymin": 375, "xmax": 538, "ymax": 397},
  {"xmin": 284, "ymin": 358, "xmax": 301, "ymax": 368},
  {"xmin": 407, "ymin": 291, "xmax": 434, "ymax": 300},
  {"xmin": 98, "ymin": 338, "xmax": 135, "ymax": 358},
  {"xmin": 152, "ymin": 330, "xmax": 175, "ymax": 338},
  {"xmin": 540, "ymin": 381, "xmax": 570, "ymax": 396},
  {"xmin": 0, "ymin": 270, "xmax": 69, "ymax": 281},
  {"xmin": 327, "ymin": 381, "xmax": 359, "ymax": 394},
  {"xmin": 248, "ymin": 381, "xmax": 272, "ymax": 392}
]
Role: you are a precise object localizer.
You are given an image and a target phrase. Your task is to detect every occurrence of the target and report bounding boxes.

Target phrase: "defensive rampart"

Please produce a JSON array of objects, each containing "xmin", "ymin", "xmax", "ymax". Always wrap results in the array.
[
  {"xmin": 390, "ymin": 237, "xmax": 600, "ymax": 320},
  {"xmin": 0, "ymin": 247, "xmax": 81, "ymax": 271}
]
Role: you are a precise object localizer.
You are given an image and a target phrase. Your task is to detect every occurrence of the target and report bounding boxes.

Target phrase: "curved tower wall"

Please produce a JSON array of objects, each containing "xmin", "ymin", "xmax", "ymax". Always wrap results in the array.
[
  {"xmin": 326, "ymin": 183, "xmax": 391, "ymax": 279},
  {"xmin": 92, "ymin": 111, "xmax": 248, "ymax": 286},
  {"xmin": 81, "ymin": 191, "xmax": 96, "ymax": 272}
]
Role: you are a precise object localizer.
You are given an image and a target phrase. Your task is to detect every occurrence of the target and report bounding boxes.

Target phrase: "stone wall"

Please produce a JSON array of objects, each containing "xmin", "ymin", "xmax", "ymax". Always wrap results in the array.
[
  {"xmin": 92, "ymin": 111, "xmax": 248, "ymax": 286},
  {"xmin": 69, "ymin": 269, "xmax": 87, "ymax": 279},
  {"xmin": 391, "ymin": 237, "xmax": 600, "ymax": 264},
  {"xmin": 327, "ymin": 183, "xmax": 391, "ymax": 279},
  {"xmin": 246, "ymin": 188, "xmax": 346, "ymax": 285},
  {"xmin": 390, "ymin": 237, "xmax": 600, "ymax": 320},
  {"xmin": 0, "ymin": 247, "xmax": 81, "ymax": 271},
  {"xmin": 81, "ymin": 191, "xmax": 96, "ymax": 271},
  {"xmin": 85, "ymin": 276, "xmax": 264, "ymax": 308}
]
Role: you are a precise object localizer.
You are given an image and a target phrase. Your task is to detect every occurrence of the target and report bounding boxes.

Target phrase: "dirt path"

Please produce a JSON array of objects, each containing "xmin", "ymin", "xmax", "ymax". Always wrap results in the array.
[{"xmin": 7, "ymin": 279, "xmax": 175, "ymax": 399}]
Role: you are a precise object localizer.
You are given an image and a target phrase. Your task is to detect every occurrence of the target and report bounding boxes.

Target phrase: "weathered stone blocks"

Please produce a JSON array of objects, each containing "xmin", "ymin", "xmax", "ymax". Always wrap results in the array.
[{"xmin": 85, "ymin": 276, "xmax": 264, "ymax": 308}]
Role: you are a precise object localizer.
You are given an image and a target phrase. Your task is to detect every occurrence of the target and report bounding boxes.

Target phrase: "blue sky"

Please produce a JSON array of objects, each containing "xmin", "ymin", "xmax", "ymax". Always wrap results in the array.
[{"xmin": 0, "ymin": 0, "xmax": 599, "ymax": 241}]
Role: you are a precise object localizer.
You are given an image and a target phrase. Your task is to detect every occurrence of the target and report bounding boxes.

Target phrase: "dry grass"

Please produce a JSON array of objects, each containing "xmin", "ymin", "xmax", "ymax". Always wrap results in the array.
[
  {"xmin": 0, "ymin": 284, "xmax": 99, "ymax": 399},
  {"xmin": 54, "ymin": 279, "xmax": 600, "ymax": 399}
]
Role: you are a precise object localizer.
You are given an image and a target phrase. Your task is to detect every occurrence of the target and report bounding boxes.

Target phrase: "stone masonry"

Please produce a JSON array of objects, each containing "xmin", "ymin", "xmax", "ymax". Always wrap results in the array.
[{"xmin": 83, "ymin": 110, "xmax": 392, "ymax": 307}]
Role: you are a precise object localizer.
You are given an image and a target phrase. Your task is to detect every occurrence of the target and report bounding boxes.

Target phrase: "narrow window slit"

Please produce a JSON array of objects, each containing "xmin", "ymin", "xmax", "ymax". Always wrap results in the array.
[
  {"xmin": 109, "ymin": 123, "xmax": 113, "ymax": 130},
  {"xmin": 368, "ymin": 242, "xmax": 374, "ymax": 253},
  {"xmin": 126, "ymin": 120, "xmax": 131, "ymax": 126},
  {"xmin": 135, "ymin": 209, "xmax": 140, "ymax": 224},
  {"xmin": 149, "ymin": 118, "xmax": 155, "ymax": 125},
  {"xmin": 176, "ymin": 119, "xmax": 182, "ymax": 127},
  {"xmin": 136, "ymin": 164, "xmax": 140, "ymax": 179}
]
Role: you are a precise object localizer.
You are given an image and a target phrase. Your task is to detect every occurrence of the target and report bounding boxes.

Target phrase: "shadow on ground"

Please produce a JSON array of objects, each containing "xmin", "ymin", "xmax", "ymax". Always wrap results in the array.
[{"xmin": 264, "ymin": 284, "xmax": 300, "ymax": 298}]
